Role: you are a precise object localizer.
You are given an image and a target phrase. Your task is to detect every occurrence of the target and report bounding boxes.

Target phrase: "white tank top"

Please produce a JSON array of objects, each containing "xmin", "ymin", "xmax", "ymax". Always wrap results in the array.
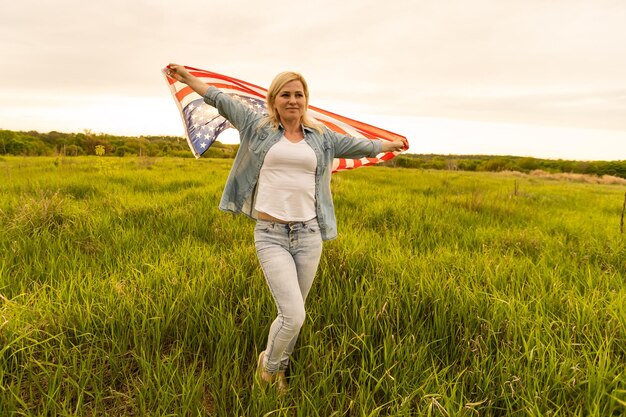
[{"xmin": 255, "ymin": 136, "xmax": 317, "ymax": 221}]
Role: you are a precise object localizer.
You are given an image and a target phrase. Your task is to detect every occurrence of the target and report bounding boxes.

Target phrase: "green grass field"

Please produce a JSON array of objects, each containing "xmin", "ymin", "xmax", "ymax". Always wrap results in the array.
[{"xmin": 1, "ymin": 156, "xmax": 625, "ymax": 416}]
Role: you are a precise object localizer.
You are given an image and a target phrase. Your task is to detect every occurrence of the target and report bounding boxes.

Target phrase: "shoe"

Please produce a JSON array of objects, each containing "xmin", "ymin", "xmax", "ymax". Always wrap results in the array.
[
  {"xmin": 275, "ymin": 370, "xmax": 289, "ymax": 394},
  {"xmin": 256, "ymin": 351, "xmax": 288, "ymax": 394},
  {"xmin": 257, "ymin": 351, "xmax": 272, "ymax": 384}
]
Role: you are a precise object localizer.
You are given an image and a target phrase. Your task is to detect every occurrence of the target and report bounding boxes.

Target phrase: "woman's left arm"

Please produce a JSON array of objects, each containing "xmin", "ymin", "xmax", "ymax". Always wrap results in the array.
[{"xmin": 331, "ymin": 131, "xmax": 408, "ymax": 159}]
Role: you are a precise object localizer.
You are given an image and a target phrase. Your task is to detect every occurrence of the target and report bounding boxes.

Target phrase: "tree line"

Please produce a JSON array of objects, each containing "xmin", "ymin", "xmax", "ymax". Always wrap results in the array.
[
  {"xmin": 386, "ymin": 154, "xmax": 626, "ymax": 179},
  {"xmin": 0, "ymin": 129, "xmax": 237, "ymax": 159},
  {"xmin": 1, "ymin": 129, "xmax": 624, "ymax": 179}
]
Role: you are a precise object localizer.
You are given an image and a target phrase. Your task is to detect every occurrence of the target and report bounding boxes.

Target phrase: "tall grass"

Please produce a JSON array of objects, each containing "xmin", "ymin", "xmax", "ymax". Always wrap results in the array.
[{"xmin": 1, "ymin": 156, "xmax": 624, "ymax": 416}]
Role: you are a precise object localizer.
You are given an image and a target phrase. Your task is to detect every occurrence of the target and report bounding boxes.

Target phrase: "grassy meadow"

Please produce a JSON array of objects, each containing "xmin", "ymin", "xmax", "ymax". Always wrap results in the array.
[{"xmin": 1, "ymin": 156, "xmax": 625, "ymax": 416}]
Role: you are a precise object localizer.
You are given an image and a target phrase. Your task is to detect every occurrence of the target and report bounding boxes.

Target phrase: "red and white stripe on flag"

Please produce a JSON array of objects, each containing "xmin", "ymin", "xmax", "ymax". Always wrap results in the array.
[{"xmin": 163, "ymin": 65, "xmax": 407, "ymax": 172}]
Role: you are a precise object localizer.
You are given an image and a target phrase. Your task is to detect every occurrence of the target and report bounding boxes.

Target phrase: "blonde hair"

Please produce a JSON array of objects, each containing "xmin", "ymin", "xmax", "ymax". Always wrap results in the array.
[{"xmin": 258, "ymin": 71, "xmax": 324, "ymax": 134}]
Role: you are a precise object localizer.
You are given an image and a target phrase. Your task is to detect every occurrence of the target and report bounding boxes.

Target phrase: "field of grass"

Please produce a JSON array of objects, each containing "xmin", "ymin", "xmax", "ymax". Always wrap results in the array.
[{"xmin": 1, "ymin": 156, "xmax": 625, "ymax": 416}]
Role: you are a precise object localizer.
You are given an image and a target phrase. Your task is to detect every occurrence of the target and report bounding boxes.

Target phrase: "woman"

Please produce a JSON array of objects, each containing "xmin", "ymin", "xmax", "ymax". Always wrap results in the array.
[{"xmin": 166, "ymin": 64, "xmax": 407, "ymax": 392}]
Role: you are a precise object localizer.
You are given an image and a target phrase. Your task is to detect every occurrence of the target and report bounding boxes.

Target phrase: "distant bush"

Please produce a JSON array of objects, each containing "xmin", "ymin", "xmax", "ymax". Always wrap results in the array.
[
  {"xmin": 392, "ymin": 154, "xmax": 626, "ymax": 179},
  {"xmin": 0, "ymin": 129, "xmax": 237, "ymax": 159}
]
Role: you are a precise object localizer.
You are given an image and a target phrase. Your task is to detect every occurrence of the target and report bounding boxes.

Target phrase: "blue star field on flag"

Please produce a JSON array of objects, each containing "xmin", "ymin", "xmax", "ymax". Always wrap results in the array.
[{"xmin": 183, "ymin": 95, "xmax": 267, "ymax": 156}]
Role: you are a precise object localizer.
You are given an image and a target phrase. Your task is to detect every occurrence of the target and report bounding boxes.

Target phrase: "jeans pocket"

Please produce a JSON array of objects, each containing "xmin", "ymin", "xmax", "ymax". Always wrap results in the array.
[
  {"xmin": 256, "ymin": 220, "xmax": 275, "ymax": 232},
  {"xmin": 305, "ymin": 220, "xmax": 319, "ymax": 234}
]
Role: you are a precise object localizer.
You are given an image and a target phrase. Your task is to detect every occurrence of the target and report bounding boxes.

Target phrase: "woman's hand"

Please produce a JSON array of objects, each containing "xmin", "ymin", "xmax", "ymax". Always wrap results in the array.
[
  {"xmin": 166, "ymin": 63, "xmax": 192, "ymax": 83},
  {"xmin": 381, "ymin": 138, "xmax": 409, "ymax": 152},
  {"xmin": 165, "ymin": 63, "xmax": 210, "ymax": 97}
]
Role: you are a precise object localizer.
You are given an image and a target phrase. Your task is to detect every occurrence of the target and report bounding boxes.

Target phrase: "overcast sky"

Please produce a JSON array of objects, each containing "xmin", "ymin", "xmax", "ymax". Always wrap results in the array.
[{"xmin": 1, "ymin": 0, "xmax": 625, "ymax": 160}]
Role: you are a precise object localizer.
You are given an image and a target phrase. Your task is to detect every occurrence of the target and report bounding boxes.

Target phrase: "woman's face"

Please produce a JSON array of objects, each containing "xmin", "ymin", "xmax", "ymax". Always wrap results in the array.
[{"xmin": 274, "ymin": 80, "xmax": 306, "ymax": 124}]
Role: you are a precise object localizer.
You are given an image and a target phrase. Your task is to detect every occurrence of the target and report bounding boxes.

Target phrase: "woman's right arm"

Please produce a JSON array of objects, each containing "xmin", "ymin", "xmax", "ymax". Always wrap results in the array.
[
  {"xmin": 166, "ymin": 64, "xmax": 209, "ymax": 96},
  {"xmin": 166, "ymin": 63, "xmax": 259, "ymax": 133}
]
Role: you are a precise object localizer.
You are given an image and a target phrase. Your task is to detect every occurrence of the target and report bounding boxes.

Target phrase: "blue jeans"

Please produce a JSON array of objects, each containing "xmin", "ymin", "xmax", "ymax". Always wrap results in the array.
[{"xmin": 254, "ymin": 218, "xmax": 323, "ymax": 373}]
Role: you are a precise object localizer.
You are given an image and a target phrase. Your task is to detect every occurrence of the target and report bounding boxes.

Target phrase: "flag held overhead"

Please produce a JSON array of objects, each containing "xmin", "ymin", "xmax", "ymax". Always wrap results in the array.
[{"xmin": 162, "ymin": 65, "xmax": 407, "ymax": 172}]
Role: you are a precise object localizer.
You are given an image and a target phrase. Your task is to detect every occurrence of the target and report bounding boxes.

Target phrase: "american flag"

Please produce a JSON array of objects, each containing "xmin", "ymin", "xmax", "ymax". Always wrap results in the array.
[{"xmin": 162, "ymin": 65, "xmax": 407, "ymax": 172}]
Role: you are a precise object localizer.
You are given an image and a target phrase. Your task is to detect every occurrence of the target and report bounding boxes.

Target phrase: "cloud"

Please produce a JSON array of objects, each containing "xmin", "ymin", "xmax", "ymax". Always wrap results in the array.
[{"xmin": 1, "ymin": 0, "xmax": 625, "ymax": 141}]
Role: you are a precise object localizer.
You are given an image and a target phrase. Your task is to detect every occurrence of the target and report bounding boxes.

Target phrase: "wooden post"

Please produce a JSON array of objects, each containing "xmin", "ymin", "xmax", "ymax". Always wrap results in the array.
[{"xmin": 619, "ymin": 193, "xmax": 626, "ymax": 234}]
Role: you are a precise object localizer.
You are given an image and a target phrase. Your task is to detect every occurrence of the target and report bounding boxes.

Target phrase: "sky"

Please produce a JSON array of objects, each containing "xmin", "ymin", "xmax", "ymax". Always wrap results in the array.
[{"xmin": 1, "ymin": 0, "xmax": 625, "ymax": 161}]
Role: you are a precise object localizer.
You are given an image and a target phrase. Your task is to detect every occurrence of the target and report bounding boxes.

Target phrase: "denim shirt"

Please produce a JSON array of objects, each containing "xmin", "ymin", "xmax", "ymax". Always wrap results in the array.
[{"xmin": 203, "ymin": 86, "xmax": 382, "ymax": 241}]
